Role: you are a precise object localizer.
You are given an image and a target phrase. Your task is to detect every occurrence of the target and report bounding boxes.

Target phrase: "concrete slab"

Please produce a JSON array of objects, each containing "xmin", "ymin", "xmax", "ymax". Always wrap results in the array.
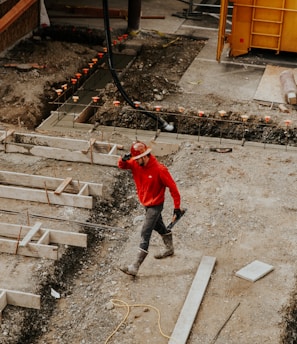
[
  {"xmin": 235, "ymin": 260, "xmax": 274, "ymax": 282},
  {"xmin": 179, "ymin": 58, "xmax": 264, "ymax": 101},
  {"xmin": 254, "ymin": 65, "xmax": 297, "ymax": 104}
]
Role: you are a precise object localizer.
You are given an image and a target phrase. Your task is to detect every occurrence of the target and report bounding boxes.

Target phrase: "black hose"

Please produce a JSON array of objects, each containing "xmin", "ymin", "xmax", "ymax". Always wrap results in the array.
[{"xmin": 102, "ymin": 0, "xmax": 174, "ymax": 132}]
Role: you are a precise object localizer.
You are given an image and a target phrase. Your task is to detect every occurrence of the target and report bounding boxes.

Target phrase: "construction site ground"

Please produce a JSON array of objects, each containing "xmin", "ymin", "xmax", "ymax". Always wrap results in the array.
[{"xmin": 1, "ymin": 1, "xmax": 297, "ymax": 343}]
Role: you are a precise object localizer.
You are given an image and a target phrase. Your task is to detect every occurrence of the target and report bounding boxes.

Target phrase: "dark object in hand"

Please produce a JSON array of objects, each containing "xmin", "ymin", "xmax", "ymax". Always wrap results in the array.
[
  {"xmin": 122, "ymin": 153, "xmax": 131, "ymax": 161},
  {"xmin": 173, "ymin": 208, "xmax": 182, "ymax": 220}
]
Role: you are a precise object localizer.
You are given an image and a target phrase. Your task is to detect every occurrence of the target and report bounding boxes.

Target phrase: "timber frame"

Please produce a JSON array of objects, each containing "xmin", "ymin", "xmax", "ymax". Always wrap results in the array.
[
  {"xmin": 0, "ymin": 130, "xmax": 122, "ymax": 166},
  {"xmin": 0, "ymin": 221, "xmax": 87, "ymax": 260},
  {"xmin": 0, "ymin": 170, "xmax": 103, "ymax": 209},
  {"xmin": 0, "ymin": 289, "xmax": 40, "ymax": 320}
]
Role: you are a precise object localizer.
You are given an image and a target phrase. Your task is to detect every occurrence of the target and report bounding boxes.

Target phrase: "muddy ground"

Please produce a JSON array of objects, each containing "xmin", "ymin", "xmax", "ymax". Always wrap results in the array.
[{"xmin": 0, "ymin": 27, "xmax": 297, "ymax": 344}]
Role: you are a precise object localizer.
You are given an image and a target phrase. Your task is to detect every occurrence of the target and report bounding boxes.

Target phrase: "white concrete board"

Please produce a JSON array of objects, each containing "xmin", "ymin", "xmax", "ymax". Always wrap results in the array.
[
  {"xmin": 235, "ymin": 260, "xmax": 274, "ymax": 282},
  {"xmin": 254, "ymin": 65, "xmax": 297, "ymax": 104},
  {"xmin": 169, "ymin": 256, "xmax": 216, "ymax": 344}
]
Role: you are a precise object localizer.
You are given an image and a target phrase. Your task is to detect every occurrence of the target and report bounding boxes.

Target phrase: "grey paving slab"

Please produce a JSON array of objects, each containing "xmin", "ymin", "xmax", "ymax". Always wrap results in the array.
[{"xmin": 235, "ymin": 260, "xmax": 274, "ymax": 282}]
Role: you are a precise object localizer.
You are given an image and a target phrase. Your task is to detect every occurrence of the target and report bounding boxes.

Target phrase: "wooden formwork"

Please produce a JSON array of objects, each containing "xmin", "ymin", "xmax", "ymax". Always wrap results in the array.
[
  {"xmin": 0, "ymin": 289, "xmax": 40, "ymax": 320},
  {"xmin": 0, "ymin": 130, "xmax": 122, "ymax": 166},
  {"xmin": 0, "ymin": 221, "xmax": 87, "ymax": 259},
  {"xmin": 0, "ymin": 170, "xmax": 103, "ymax": 209}
]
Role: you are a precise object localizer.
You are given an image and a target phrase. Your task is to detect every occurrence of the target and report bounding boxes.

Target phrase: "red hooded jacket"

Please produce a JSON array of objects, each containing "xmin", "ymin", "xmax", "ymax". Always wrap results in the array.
[{"xmin": 118, "ymin": 154, "xmax": 180, "ymax": 208}]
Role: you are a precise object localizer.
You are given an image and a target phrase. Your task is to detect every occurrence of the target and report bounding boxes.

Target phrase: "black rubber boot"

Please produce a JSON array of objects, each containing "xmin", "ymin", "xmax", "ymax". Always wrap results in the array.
[
  {"xmin": 154, "ymin": 232, "xmax": 174, "ymax": 259},
  {"xmin": 120, "ymin": 248, "xmax": 148, "ymax": 276}
]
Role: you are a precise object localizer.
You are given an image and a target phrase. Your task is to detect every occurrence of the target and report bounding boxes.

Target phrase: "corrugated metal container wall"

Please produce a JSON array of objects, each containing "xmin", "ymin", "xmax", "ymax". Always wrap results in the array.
[{"xmin": 228, "ymin": 0, "xmax": 297, "ymax": 57}]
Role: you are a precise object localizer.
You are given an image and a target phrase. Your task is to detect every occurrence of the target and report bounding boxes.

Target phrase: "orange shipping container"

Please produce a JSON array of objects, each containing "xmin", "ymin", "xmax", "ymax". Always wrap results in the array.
[{"xmin": 217, "ymin": 0, "xmax": 297, "ymax": 59}]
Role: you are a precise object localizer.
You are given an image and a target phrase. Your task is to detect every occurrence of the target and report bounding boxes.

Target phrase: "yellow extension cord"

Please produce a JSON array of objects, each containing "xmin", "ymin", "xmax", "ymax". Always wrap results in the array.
[{"xmin": 104, "ymin": 299, "xmax": 176, "ymax": 344}]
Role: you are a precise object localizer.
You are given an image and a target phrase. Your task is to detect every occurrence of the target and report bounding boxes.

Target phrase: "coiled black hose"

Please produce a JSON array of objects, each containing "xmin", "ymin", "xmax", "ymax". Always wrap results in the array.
[{"xmin": 102, "ymin": 0, "xmax": 174, "ymax": 131}]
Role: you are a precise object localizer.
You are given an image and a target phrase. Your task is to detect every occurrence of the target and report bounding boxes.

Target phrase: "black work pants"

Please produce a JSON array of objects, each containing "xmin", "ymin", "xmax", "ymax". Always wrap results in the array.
[{"xmin": 139, "ymin": 204, "xmax": 170, "ymax": 251}]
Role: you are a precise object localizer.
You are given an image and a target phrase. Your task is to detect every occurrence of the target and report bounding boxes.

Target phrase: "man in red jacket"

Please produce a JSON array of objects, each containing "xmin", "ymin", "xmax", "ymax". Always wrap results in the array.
[{"xmin": 118, "ymin": 141, "xmax": 183, "ymax": 276}]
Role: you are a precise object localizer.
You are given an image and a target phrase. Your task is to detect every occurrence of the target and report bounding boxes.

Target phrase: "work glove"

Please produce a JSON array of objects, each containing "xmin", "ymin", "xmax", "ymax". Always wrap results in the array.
[
  {"xmin": 173, "ymin": 208, "xmax": 183, "ymax": 220},
  {"xmin": 122, "ymin": 153, "xmax": 131, "ymax": 161}
]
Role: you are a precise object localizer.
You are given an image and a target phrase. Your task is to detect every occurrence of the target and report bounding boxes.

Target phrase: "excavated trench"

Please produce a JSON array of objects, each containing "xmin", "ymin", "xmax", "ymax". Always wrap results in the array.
[{"xmin": 41, "ymin": 27, "xmax": 297, "ymax": 148}]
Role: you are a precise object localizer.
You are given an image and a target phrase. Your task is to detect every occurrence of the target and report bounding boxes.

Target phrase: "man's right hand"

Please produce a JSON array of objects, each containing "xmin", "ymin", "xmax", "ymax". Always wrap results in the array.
[{"xmin": 122, "ymin": 153, "xmax": 131, "ymax": 161}]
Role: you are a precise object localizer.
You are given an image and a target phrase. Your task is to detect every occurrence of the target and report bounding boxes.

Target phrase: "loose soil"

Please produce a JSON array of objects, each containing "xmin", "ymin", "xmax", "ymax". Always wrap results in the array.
[{"xmin": 0, "ymin": 27, "xmax": 296, "ymax": 344}]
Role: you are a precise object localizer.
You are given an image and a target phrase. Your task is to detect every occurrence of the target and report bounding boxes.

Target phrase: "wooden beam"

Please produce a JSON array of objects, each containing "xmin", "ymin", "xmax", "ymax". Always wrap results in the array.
[
  {"xmin": 37, "ymin": 230, "xmax": 50, "ymax": 245},
  {"xmin": 0, "ymin": 222, "xmax": 87, "ymax": 248},
  {"xmin": 0, "ymin": 144, "xmax": 119, "ymax": 166},
  {"xmin": 81, "ymin": 138, "xmax": 96, "ymax": 154},
  {"xmin": 0, "ymin": 185, "xmax": 94, "ymax": 209},
  {"xmin": 54, "ymin": 177, "xmax": 73, "ymax": 195},
  {"xmin": 0, "ymin": 131, "xmax": 121, "ymax": 166},
  {"xmin": 0, "ymin": 0, "xmax": 37, "ymax": 33},
  {"xmin": 0, "ymin": 238, "xmax": 58, "ymax": 259},
  {"xmin": 0, "ymin": 289, "xmax": 40, "ymax": 310},
  {"xmin": 169, "ymin": 256, "xmax": 216, "ymax": 344},
  {"xmin": 108, "ymin": 144, "xmax": 118, "ymax": 155},
  {"xmin": 0, "ymin": 170, "xmax": 103, "ymax": 196},
  {"xmin": 0, "ymin": 129, "xmax": 14, "ymax": 142},
  {"xmin": 0, "ymin": 291, "xmax": 7, "ymax": 313},
  {"xmin": 19, "ymin": 222, "xmax": 42, "ymax": 247}
]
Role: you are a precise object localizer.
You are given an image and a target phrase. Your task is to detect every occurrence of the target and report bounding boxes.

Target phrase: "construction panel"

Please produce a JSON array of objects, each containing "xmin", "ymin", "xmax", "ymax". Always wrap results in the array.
[
  {"xmin": 281, "ymin": 0, "xmax": 297, "ymax": 52},
  {"xmin": 228, "ymin": 0, "xmax": 253, "ymax": 57},
  {"xmin": 228, "ymin": 0, "xmax": 297, "ymax": 56}
]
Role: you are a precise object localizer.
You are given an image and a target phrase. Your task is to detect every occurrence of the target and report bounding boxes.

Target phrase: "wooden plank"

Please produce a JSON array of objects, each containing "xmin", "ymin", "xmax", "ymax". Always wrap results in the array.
[
  {"xmin": 0, "ymin": 129, "xmax": 14, "ymax": 142},
  {"xmin": 0, "ymin": 170, "xmax": 103, "ymax": 196},
  {"xmin": 0, "ymin": 185, "xmax": 94, "ymax": 209},
  {"xmin": 0, "ymin": 238, "xmax": 58, "ymax": 259},
  {"xmin": 54, "ymin": 177, "xmax": 73, "ymax": 195},
  {"xmin": 0, "ymin": 223, "xmax": 87, "ymax": 247},
  {"xmin": 78, "ymin": 183, "xmax": 89, "ymax": 196},
  {"xmin": 49, "ymin": 231, "xmax": 87, "ymax": 247},
  {"xmin": 0, "ymin": 291, "xmax": 7, "ymax": 312},
  {"xmin": 169, "ymin": 256, "xmax": 216, "ymax": 344},
  {"xmin": 0, "ymin": 131, "xmax": 120, "ymax": 166},
  {"xmin": 0, "ymin": 144, "xmax": 119, "ymax": 166},
  {"xmin": 0, "ymin": 131, "xmax": 114, "ymax": 151},
  {"xmin": 0, "ymin": 0, "xmax": 37, "ymax": 33},
  {"xmin": 2, "ymin": 289, "xmax": 40, "ymax": 310},
  {"xmin": 108, "ymin": 144, "xmax": 118, "ymax": 155},
  {"xmin": 19, "ymin": 222, "xmax": 42, "ymax": 247},
  {"xmin": 81, "ymin": 138, "xmax": 96, "ymax": 154},
  {"xmin": 37, "ymin": 230, "xmax": 50, "ymax": 245}
]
